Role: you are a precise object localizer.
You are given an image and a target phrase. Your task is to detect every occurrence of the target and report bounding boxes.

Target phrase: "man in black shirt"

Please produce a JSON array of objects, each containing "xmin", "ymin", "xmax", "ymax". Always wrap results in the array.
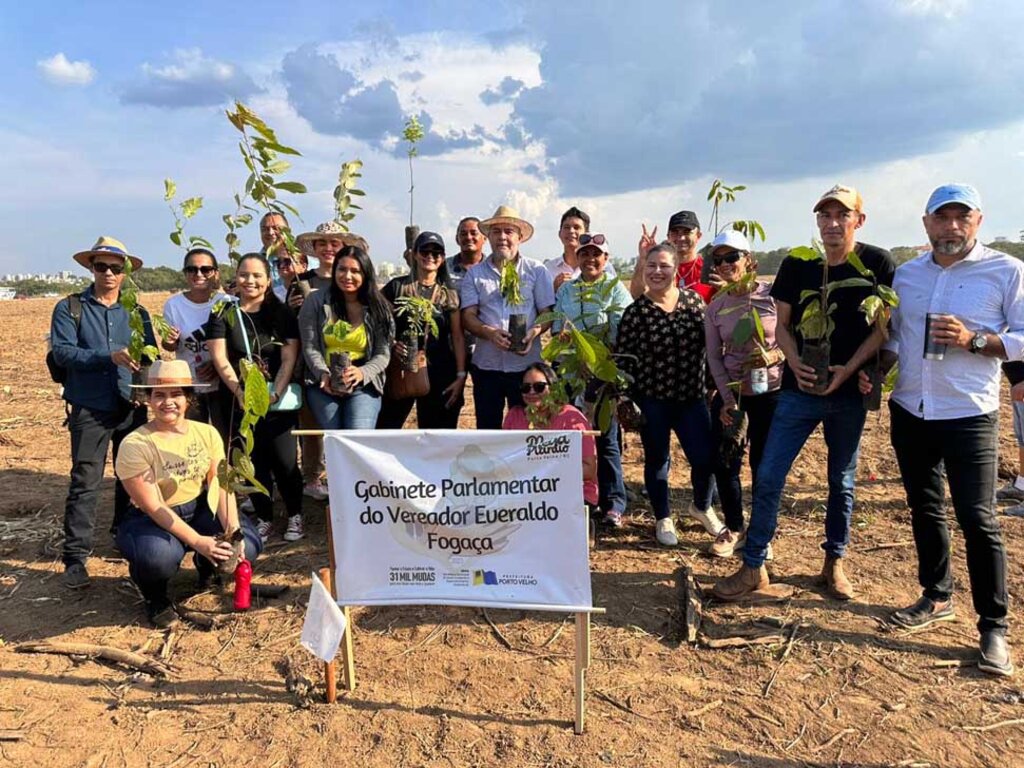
[{"xmin": 714, "ymin": 185, "xmax": 895, "ymax": 602}]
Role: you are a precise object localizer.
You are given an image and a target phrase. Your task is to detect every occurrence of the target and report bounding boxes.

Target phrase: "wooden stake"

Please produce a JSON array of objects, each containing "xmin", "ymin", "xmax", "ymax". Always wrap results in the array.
[
  {"xmin": 325, "ymin": 504, "xmax": 356, "ymax": 693},
  {"xmin": 318, "ymin": 566, "xmax": 338, "ymax": 704},
  {"xmin": 574, "ymin": 611, "xmax": 591, "ymax": 734}
]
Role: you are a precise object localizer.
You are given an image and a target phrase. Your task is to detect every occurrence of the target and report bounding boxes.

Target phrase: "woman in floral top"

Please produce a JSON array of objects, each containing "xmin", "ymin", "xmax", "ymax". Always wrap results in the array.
[{"xmin": 617, "ymin": 243, "xmax": 721, "ymax": 546}]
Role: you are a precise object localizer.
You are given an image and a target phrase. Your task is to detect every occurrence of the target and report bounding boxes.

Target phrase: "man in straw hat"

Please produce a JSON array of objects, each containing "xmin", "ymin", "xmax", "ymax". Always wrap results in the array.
[
  {"xmin": 50, "ymin": 236, "xmax": 155, "ymax": 589},
  {"xmin": 461, "ymin": 205, "xmax": 556, "ymax": 428}
]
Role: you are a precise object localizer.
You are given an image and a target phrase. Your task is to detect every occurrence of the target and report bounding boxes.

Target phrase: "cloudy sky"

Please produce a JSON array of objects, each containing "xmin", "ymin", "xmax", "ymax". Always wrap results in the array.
[{"xmin": 4, "ymin": 0, "xmax": 1024, "ymax": 275}]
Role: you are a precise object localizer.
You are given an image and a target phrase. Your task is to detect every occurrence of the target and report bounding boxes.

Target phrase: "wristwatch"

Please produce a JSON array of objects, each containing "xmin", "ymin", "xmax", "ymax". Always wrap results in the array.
[{"xmin": 969, "ymin": 333, "xmax": 986, "ymax": 354}]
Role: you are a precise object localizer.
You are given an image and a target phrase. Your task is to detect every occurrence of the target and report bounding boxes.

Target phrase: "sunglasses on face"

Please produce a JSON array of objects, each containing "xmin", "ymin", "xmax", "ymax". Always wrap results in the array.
[
  {"xmin": 419, "ymin": 248, "xmax": 445, "ymax": 259},
  {"xmin": 713, "ymin": 251, "xmax": 745, "ymax": 266},
  {"xmin": 93, "ymin": 262, "xmax": 124, "ymax": 275},
  {"xmin": 183, "ymin": 265, "xmax": 217, "ymax": 276},
  {"xmin": 520, "ymin": 381, "xmax": 549, "ymax": 395},
  {"xmin": 273, "ymin": 258, "xmax": 294, "ymax": 269},
  {"xmin": 578, "ymin": 233, "xmax": 606, "ymax": 247}
]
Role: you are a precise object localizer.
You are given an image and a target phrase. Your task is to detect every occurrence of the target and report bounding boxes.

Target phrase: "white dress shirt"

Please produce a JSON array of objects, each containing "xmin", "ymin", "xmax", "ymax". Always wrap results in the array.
[{"xmin": 887, "ymin": 242, "xmax": 1024, "ymax": 420}]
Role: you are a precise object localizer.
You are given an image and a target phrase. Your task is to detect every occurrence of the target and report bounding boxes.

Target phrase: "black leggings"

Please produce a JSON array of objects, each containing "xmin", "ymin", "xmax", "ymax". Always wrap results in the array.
[
  {"xmin": 377, "ymin": 362, "xmax": 463, "ymax": 429},
  {"xmin": 249, "ymin": 410, "xmax": 303, "ymax": 522}
]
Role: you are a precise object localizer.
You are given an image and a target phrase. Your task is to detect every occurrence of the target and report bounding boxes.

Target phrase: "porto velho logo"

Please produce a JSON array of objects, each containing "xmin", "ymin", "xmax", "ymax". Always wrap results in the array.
[
  {"xmin": 525, "ymin": 433, "xmax": 571, "ymax": 459},
  {"xmin": 473, "ymin": 570, "xmax": 498, "ymax": 586}
]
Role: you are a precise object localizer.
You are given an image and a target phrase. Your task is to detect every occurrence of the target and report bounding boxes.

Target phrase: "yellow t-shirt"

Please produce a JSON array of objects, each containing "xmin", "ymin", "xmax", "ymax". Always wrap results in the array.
[
  {"xmin": 115, "ymin": 421, "xmax": 224, "ymax": 511},
  {"xmin": 324, "ymin": 322, "xmax": 368, "ymax": 362}
]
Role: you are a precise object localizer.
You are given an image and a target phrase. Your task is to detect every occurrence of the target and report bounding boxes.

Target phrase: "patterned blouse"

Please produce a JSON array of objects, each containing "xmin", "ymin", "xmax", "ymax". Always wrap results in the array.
[{"xmin": 617, "ymin": 290, "xmax": 707, "ymax": 401}]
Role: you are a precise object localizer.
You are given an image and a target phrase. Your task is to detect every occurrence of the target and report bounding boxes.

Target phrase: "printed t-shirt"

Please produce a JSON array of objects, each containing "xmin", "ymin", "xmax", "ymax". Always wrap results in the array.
[
  {"xmin": 770, "ymin": 242, "xmax": 895, "ymax": 397},
  {"xmin": 502, "ymin": 404, "xmax": 598, "ymax": 506},
  {"xmin": 162, "ymin": 291, "xmax": 227, "ymax": 388},
  {"xmin": 115, "ymin": 420, "xmax": 224, "ymax": 510}
]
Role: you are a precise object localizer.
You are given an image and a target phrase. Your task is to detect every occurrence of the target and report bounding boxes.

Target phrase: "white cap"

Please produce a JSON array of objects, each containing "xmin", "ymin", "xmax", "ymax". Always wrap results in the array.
[{"xmin": 709, "ymin": 230, "xmax": 751, "ymax": 254}]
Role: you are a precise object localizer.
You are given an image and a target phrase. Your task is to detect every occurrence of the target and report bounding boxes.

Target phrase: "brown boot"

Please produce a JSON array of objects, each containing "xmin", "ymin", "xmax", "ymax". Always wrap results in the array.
[
  {"xmin": 712, "ymin": 563, "xmax": 769, "ymax": 602},
  {"xmin": 822, "ymin": 555, "xmax": 855, "ymax": 600}
]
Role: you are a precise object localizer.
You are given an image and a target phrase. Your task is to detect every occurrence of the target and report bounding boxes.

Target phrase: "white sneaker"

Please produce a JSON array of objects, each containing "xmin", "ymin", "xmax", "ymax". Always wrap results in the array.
[
  {"xmin": 687, "ymin": 503, "xmax": 724, "ymax": 536},
  {"xmin": 655, "ymin": 517, "xmax": 678, "ymax": 546},
  {"xmin": 303, "ymin": 480, "xmax": 329, "ymax": 500},
  {"xmin": 283, "ymin": 514, "xmax": 305, "ymax": 542},
  {"xmin": 255, "ymin": 520, "xmax": 273, "ymax": 546}
]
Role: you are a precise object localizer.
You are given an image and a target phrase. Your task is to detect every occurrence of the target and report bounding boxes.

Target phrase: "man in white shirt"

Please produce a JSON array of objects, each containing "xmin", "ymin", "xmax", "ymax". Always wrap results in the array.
[
  {"xmin": 866, "ymin": 183, "xmax": 1024, "ymax": 677},
  {"xmin": 545, "ymin": 207, "xmax": 616, "ymax": 293}
]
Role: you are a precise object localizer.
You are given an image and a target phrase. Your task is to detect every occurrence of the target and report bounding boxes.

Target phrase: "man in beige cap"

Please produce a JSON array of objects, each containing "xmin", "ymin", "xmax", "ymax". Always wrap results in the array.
[
  {"xmin": 461, "ymin": 206, "xmax": 556, "ymax": 428},
  {"xmin": 50, "ymin": 237, "xmax": 156, "ymax": 589},
  {"xmin": 713, "ymin": 186, "xmax": 895, "ymax": 603}
]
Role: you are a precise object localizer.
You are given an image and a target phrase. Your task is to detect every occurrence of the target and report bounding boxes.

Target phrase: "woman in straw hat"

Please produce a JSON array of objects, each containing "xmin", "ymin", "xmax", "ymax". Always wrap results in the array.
[
  {"xmin": 114, "ymin": 360, "xmax": 262, "ymax": 628},
  {"xmin": 294, "ymin": 221, "xmax": 370, "ymax": 297}
]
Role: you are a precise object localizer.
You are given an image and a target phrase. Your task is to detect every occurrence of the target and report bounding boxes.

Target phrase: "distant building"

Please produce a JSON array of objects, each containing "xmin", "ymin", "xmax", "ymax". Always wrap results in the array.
[
  {"xmin": 0, "ymin": 287, "xmax": 15, "ymax": 300},
  {"xmin": 995, "ymin": 236, "xmax": 1009, "ymax": 243}
]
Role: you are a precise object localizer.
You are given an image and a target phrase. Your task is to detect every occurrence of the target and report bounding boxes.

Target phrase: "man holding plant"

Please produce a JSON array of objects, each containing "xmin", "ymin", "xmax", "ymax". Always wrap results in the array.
[
  {"xmin": 864, "ymin": 184, "xmax": 1024, "ymax": 676},
  {"xmin": 461, "ymin": 206, "xmax": 556, "ymax": 429},
  {"xmin": 713, "ymin": 185, "xmax": 894, "ymax": 602},
  {"xmin": 50, "ymin": 236, "xmax": 155, "ymax": 589}
]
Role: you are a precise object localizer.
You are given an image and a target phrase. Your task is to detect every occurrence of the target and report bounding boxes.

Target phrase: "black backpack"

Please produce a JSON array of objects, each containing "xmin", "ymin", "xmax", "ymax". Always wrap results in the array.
[{"xmin": 46, "ymin": 293, "xmax": 83, "ymax": 384}]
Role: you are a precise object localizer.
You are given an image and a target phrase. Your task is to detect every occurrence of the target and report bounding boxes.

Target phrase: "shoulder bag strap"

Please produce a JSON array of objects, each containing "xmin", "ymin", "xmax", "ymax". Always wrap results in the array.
[{"xmin": 235, "ymin": 303, "xmax": 253, "ymax": 362}]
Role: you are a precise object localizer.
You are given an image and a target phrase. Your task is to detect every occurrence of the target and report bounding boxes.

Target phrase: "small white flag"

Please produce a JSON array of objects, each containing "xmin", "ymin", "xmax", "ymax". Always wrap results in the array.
[{"xmin": 300, "ymin": 571, "xmax": 347, "ymax": 662}]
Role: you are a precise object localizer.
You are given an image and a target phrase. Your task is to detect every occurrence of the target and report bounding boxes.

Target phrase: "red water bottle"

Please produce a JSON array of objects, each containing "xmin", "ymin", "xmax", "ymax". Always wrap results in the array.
[{"xmin": 233, "ymin": 559, "xmax": 252, "ymax": 611}]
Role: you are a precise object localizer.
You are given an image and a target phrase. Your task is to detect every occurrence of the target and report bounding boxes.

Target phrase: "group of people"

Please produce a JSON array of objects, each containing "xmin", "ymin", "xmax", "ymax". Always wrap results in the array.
[{"xmin": 50, "ymin": 182, "xmax": 1022, "ymax": 677}]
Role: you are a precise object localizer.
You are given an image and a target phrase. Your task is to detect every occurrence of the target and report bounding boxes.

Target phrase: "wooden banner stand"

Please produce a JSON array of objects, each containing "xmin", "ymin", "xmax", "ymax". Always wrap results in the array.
[{"xmin": 315, "ymin": 507, "xmax": 602, "ymax": 734}]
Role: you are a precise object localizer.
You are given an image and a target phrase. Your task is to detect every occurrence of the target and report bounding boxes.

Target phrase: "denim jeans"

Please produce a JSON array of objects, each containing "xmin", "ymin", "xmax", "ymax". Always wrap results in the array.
[
  {"xmin": 636, "ymin": 396, "xmax": 714, "ymax": 520},
  {"xmin": 470, "ymin": 366, "xmax": 524, "ymax": 430},
  {"xmin": 63, "ymin": 401, "xmax": 147, "ymax": 566},
  {"xmin": 710, "ymin": 390, "xmax": 780, "ymax": 532},
  {"xmin": 597, "ymin": 415, "xmax": 627, "ymax": 514},
  {"xmin": 743, "ymin": 388, "xmax": 866, "ymax": 568},
  {"xmin": 890, "ymin": 402, "xmax": 1007, "ymax": 633},
  {"xmin": 115, "ymin": 496, "xmax": 262, "ymax": 608},
  {"xmin": 306, "ymin": 384, "xmax": 382, "ymax": 430}
]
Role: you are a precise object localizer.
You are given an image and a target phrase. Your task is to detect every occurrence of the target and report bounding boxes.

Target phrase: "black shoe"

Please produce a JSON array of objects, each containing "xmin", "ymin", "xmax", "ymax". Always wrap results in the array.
[
  {"xmin": 891, "ymin": 596, "xmax": 955, "ymax": 630},
  {"xmin": 62, "ymin": 562, "xmax": 91, "ymax": 590},
  {"xmin": 978, "ymin": 631, "xmax": 1015, "ymax": 677}
]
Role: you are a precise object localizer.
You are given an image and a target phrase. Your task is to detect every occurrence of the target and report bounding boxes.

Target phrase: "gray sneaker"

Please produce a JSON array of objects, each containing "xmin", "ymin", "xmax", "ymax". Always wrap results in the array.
[
  {"xmin": 996, "ymin": 482, "xmax": 1024, "ymax": 502},
  {"xmin": 62, "ymin": 562, "xmax": 90, "ymax": 590}
]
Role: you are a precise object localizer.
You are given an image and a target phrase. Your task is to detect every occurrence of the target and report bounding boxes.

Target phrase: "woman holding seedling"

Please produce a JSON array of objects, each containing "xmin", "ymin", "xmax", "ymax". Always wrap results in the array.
[
  {"xmin": 299, "ymin": 245, "xmax": 394, "ymax": 430},
  {"xmin": 704, "ymin": 231, "xmax": 784, "ymax": 558},
  {"xmin": 114, "ymin": 360, "xmax": 263, "ymax": 628},
  {"xmin": 617, "ymin": 242, "xmax": 720, "ymax": 547},
  {"xmin": 207, "ymin": 253, "xmax": 305, "ymax": 544},
  {"xmin": 161, "ymin": 247, "xmax": 229, "ymax": 435},
  {"xmin": 378, "ymin": 231, "xmax": 467, "ymax": 429}
]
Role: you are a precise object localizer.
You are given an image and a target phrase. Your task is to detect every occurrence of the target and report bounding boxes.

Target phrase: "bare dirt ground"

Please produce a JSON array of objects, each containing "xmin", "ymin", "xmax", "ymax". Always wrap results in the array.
[{"xmin": 2, "ymin": 294, "xmax": 1023, "ymax": 768}]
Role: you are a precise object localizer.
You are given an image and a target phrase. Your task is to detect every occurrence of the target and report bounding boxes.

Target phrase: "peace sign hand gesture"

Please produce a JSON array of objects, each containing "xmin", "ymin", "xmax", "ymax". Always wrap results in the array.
[{"xmin": 637, "ymin": 223, "xmax": 658, "ymax": 262}]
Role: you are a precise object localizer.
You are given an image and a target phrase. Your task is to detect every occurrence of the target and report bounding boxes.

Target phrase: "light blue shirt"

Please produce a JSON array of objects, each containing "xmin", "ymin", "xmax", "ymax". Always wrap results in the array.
[
  {"xmin": 887, "ymin": 242, "xmax": 1024, "ymax": 420},
  {"xmin": 553, "ymin": 273, "xmax": 633, "ymax": 344},
  {"xmin": 460, "ymin": 253, "xmax": 555, "ymax": 372}
]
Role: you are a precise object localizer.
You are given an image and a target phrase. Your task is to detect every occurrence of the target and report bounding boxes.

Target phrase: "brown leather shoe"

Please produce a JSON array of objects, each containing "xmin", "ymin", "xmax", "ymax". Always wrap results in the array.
[
  {"xmin": 821, "ymin": 555, "xmax": 855, "ymax": 600},
  {"xmin": 712, "ymin": 564, "xmax": 769, "ymax": 602}
]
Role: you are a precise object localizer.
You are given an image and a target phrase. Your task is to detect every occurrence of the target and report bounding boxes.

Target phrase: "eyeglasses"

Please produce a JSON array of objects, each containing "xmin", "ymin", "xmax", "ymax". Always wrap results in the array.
[
  {"xmin": 183, "ymin": 265, "xmax": 217, "ymax": 276},
  {"xmin": 520, "ymin": 382, "xmax": 549, "ymax": 395},
  {"xmin": 578, "ymin": 233, "xmax": 607, "ymax": 247},
  {"xmin": 93, "ymin": 262, "xmax": 124, "ymax": 275},
  {"xmin": 273, "ymin": 258, "xmax": 294, "ymax": 269},
  {"xmin": 713, "ymin": 252, "xmax": 745, "ymax": 266},
  {"xmin": 419, "ymin": 249, "xmax": 445, "ymax": 259}
]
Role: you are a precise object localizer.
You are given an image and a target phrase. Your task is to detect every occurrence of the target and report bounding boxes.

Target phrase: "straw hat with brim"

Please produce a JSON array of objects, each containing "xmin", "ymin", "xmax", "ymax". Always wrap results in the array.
[
  {"xmin": 295, "ymin": 221, "xmax": 367, "ymax": 256},
  {"xmin": 479, "ymin": 205, "xmax": 534, "ymax": 243},
  {"xmin": 130, "ymin": 360, "xmax": 210, "ymax": 390},
  {"xmin": 73, "ymin": 236, "xmax": 144, "ymax": 272}
]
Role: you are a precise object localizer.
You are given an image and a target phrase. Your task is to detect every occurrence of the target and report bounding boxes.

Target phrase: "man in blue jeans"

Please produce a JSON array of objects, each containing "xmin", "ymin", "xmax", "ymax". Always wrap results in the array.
[
  {"xmin": 713, "ymin": 185, "xmax": 895, "ymax": 602},
  {"xmin": 461, "ymin": 206, "xmax": 555, "ymax": 428},
  {"xmin": 50, "ymin": 237, "xmax": 154, "ymax": 590}
]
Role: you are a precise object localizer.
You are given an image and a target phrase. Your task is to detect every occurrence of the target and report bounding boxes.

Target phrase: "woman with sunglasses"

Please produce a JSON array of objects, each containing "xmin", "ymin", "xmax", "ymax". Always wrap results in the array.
[
  {"xmin": 617, "ymin": 242, "xmax": 721, "ymax": 547},
  {"xmin": 502, "ymin": 363, "xmax": 598, "ymax": 509},
  {"xmin": 299, "ymin": 245, "xmax": 395, "ymax": 430},
  {"xmin": 552, "ymin": 233, "xmax": 632, "ymax": 528},
  {"xmin": 704, "ymin": 231, "xmax": 784, "ymax": 558},
  {"xmin": 161, "ymin": 248, "xmax": 229, "ymax": 434},
  {"xmin": 378, "ymin": 231, "xmax": 467, "ymax": 429},
  {"xmin": 207, "ymin": 253, "xmax": 305, "ymax": 545}
]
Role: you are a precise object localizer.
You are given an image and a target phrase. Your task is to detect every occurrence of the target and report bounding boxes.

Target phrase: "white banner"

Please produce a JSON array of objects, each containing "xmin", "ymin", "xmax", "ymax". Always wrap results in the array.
[{"xmin": 323, "ymin": 430, "xmax": 593, "ymax": 612}]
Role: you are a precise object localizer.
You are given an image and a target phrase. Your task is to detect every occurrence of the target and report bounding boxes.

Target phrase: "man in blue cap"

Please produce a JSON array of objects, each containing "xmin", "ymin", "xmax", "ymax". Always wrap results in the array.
[{"xmin": 862, "ymin": 184, "xmax": 1024, "ymax": 677}]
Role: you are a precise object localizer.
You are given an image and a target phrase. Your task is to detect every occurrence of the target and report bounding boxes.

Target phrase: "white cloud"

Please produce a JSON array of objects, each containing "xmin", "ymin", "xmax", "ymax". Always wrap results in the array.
[
  {"xmin": 37, "ymin": 53, "xmax": 95, "ymax": 86},
  {"xmin": 121, "ymin": 48, "xmax": 260, "ymax": 108}
]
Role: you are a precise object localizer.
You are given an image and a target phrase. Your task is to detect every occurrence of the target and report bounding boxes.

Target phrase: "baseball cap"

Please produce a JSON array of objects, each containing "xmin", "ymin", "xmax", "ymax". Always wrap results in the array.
[
  {"xmin": 925, "ymin": 184, "xmax": 982, "ymax": 215},
  {"xmin": 709, "ymin": 230, "xmax": 751, "ymax": 254},
  {"xmin": 813, "ymin": 184, "xmax": 863, "ymax": 213},
  {"xmin": 668, "ymin": 210, "xmax": 701, "ymax": 231},
  {"xmin": 413, "ymin": 231, "xmax": 445, "ymax": 251}
]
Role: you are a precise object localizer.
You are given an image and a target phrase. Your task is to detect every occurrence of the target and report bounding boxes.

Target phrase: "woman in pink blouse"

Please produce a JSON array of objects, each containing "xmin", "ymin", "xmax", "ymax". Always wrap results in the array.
[
  {"xmin": 503, "ymin": 363, "xmax": 598, "ymax": 511},
  {"xmin": 704, "ymin": 231, "xmax": 785, "ymax": 557}
]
